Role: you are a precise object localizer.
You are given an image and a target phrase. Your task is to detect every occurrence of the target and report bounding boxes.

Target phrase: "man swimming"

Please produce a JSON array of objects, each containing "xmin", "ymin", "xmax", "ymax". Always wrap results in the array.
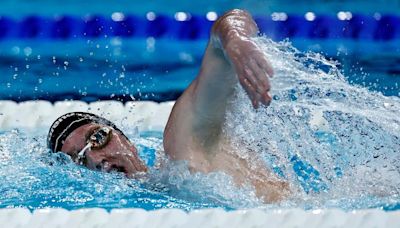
[{"xmin": 47, "ymin": 9, "xmax": 290, "ymax": 203}]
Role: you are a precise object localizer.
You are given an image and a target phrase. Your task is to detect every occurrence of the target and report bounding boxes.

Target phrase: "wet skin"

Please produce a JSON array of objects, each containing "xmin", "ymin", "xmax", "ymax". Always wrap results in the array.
[
  {"xmin": 61, "ymin": 123, "xmax": 147, "ymax": 176},
  {"xmin": 163, "ymin": 9, "xmax": 290, "ymax": 202},
  {"xmin": 60, "ymin": 9, "xmax": 290, "ymax": 203}
]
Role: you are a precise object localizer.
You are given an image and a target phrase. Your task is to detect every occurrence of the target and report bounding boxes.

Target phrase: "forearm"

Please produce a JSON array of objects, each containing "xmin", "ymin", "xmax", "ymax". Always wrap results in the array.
[
  {"xmin": 193, "ymin": 9, "xmax": 261, "ymax": 107},
  {"xmin": 178, "ymin": 10, "xmax": 260, "ymax": 151},
  {"xmin": 191, "ymin": 10, "xmax": 266, "ymax": 127}
]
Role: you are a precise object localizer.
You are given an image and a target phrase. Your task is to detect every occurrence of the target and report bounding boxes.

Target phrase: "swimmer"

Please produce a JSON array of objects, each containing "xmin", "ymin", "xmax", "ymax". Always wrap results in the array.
[{"xmin": 47, "ymin": 9, "xmax": 290, "ymax": 203}]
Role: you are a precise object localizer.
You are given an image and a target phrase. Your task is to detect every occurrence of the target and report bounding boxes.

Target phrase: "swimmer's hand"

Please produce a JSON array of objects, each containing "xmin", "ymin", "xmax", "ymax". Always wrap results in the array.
[
  {"xmin": 211, "ymin": 9, "xmax": 273, "ymax": 109},
  {"xmin": 225, "ymin": 37, "xmax": 274, "ymax": 109}
]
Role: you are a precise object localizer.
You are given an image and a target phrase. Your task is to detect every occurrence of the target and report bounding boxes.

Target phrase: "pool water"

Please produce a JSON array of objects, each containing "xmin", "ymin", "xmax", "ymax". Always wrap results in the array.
[
  {"xmin": 0, "ymin": 129, "xmax": 266, "ymax": 211},
  {"xmin": 1, "ymin": 37, "xmax": 399, "ymax": 212},
  {"xmin": 0, "ymin": 38, "xmax": 399, "ymax": 102},
  {"xmin": 0, "ymin": 128, "xmax": 398, "ymax": 211},
  {"xmin": 222, "ymin": 37, "xmax": 400, "ymax": 211},
  {"xmin": 0, "ymin": 129, "xmax": 214, "ymax": 211}
]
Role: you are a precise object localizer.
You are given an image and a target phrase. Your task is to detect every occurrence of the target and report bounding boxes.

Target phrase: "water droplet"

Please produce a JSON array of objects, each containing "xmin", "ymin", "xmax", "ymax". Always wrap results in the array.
[{"xmin": 23, "ymin": 47, "xmax": 32, "ymax": 56}]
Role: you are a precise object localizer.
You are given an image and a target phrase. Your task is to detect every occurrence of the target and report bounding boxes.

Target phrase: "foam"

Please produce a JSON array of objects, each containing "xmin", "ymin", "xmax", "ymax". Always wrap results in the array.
[{"xmin": 0, "ymin": 100, "xmax": 397, "ymax": 227}]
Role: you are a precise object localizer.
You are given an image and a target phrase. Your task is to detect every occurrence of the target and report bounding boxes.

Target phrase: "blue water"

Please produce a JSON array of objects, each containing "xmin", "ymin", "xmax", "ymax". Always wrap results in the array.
[
  {"xmin": 1, "ymin": 37, "xmax": 399, "ymax": 211},
  {"xmin": 222, "ymin": 37, "xmax": 400, "ymax": 211},
  {"xmin": 0, "ymin": 130, "xmax": 220, "ymax": 211},
  {"xmin": 0, "ymin": 3, "xmax": 399, "ymax": 211},
  {"xmin": 0, "ymin": 39, "xmax": 399, "ymax": 102},
  {"xmin": 0, "ymin": 127, "xmax": 398, "ymax": 211}
]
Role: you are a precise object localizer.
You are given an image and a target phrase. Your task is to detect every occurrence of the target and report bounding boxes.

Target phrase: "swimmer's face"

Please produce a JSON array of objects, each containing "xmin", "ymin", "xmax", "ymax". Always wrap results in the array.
[{"xmin": 61, "ymin": 123, "xmax": 147, "ymax": 176}]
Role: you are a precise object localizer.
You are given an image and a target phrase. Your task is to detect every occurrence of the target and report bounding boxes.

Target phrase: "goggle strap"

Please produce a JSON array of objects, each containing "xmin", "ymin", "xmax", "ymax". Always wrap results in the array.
[{"xmin": 76, "ymin": 142, "xmax": 92, "ymax": 165}]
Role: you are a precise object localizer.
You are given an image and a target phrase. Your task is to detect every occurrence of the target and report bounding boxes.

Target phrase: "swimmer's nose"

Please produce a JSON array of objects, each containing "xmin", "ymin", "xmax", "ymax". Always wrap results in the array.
[{"xmin": 88, "ymin": 158, "xmax": 128, "ymax": 174}]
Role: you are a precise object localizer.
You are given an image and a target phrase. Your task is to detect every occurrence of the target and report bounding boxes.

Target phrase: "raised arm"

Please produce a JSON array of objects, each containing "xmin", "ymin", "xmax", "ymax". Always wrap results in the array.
[
  {"xmin": 164, "ymin": 9, "xmax": 273, "ymax": 157},
  {"xmin": 163, "ymin": 10, "xmax": 289, "ymax": 202}
]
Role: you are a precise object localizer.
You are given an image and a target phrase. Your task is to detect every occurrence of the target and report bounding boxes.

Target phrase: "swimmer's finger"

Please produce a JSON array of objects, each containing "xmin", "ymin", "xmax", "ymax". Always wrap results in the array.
[
  {"xmin": 248, "ymin": 60, "xmax": 271, "ymax": 106},
  {"xmin": 238, "ymin": 76, "xmax": 255, "ymax": 99},
  {"xmin": 240, "ymin": 66, "xmax": 260, "ymax": 94},
  {"xmin": 238, "ymin": 76, "xmax": 258, "ymax": 109},
  {"xmin": 249, "ymin": 59, "xmax": 270, "ymax": 92},
  {"xmin": 262, "ymin": 91, "xmax": 272, "ymax": 106},
  {"xmin": 254, "ymin": 93, "xmax": 261, "ymax": 109},
  {"xmin": 243, "ymin": 67, "xmax": 259, "ymax": 90},
  {"xmin": 255, "ymin": 53, "xmax": 274, "ymax": 78},
  {"xmin": 243, "ymin": 68, "xmax": 263, "ymax": 108}
]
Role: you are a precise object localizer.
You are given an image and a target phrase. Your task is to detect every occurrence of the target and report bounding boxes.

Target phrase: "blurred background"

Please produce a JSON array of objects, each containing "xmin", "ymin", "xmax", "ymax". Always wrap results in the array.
[{"xmin": 0, "ymin": 0, "xmax": 399, "ymax": 102}]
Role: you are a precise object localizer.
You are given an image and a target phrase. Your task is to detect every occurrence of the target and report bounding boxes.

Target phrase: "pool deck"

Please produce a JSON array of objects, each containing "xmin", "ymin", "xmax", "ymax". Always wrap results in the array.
[{"xmin": 0, "ymin": 100, "xmax": 399, "ymax": 228}]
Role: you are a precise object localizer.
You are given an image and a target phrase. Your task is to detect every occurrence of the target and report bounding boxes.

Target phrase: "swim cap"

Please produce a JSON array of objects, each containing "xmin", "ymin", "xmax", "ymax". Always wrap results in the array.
[{"xmin": 47, "ymin": 112, "xmax": 127, "ymax": 153}]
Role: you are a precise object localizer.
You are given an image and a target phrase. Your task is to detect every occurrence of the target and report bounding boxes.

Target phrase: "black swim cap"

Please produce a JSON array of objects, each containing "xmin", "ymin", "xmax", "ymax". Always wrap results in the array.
[{"xmin": 47, "ymin": 112, "xmax": 127, "ymax": 153}]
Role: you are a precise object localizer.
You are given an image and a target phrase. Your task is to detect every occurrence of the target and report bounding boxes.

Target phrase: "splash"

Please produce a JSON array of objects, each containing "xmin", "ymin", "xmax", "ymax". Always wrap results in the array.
[
  {"xmin": 0, "ymin": 130, "xmax": 222, "ymax": 211},
  {"xmin": 0, "ymin": 128, "xmax": 258, "ymax": 210},
  {"xmin": 0, "ymin": 37, "xmax": 399, "ymax": 211},
  {"xmin": 223, "ymin": 37, "xmax": 400, "ymax": 209}
]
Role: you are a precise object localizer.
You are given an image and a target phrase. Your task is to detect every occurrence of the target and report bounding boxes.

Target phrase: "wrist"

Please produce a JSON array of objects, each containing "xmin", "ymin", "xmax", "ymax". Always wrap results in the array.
[
  {"xmin": 223, "ymin": 35, "xmax": 253, "ymax": 55},
  {"xmin": 211, "ymin": 10, "xmax": 259, "ymax": 50}
]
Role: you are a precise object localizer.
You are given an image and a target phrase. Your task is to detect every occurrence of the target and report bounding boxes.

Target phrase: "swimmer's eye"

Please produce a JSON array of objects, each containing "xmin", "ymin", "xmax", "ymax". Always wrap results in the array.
[
  {"xmin": 75, "ymin": 126, "xmax": 113, "ymax": 165},
  {"xmin": 86, "ymin": 126, "xmax": 113, "ymax": 150}
]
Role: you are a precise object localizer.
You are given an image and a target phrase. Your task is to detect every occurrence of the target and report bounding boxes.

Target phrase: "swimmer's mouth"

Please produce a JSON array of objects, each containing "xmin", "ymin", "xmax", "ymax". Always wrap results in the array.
[
  {"xmin": 96, "ymin": 163, "xmax": 127, "ymax": 174},
  {"xmin": 109, "ymin": 165, "xmax": 127, "ymax": 174}
]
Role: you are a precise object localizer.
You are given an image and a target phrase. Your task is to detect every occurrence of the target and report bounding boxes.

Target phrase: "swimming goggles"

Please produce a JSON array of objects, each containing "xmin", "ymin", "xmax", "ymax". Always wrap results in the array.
[{"xmin": 75, "ymin": 126, "xmax": 113, "ymax": 165}]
